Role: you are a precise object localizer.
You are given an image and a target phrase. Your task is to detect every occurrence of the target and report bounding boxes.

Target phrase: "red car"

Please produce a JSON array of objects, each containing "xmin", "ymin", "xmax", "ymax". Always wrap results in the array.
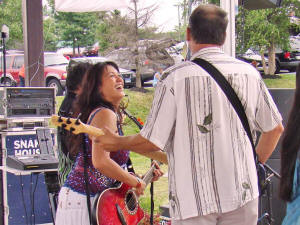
[{"xmin": 0, "ymin": 51, "xmax": 69, "ymax": 95}]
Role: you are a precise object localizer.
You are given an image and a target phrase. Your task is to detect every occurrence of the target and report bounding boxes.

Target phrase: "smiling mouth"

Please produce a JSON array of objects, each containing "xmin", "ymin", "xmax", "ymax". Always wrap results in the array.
[{"xmin": 115, "ymin": 84, "xmax": 124, "ymax": 90}]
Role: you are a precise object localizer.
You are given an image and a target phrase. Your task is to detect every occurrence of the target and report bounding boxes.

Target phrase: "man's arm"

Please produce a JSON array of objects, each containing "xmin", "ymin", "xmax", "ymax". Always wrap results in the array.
[
  {"xmin": 256, "ymin": 123, "xmax": 284, "ymax": 164},
  {"xmin": 96, "ymin": 129, "xmax": 168, "ymax": 164}
]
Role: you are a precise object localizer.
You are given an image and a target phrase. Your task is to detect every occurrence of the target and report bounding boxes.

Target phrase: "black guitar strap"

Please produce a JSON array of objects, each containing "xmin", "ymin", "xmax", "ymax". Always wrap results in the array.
[
  {"xmin": 192, "ymin": 58, "xmax": 257, "ymax": 161},
  {"xmin": 83, "ymin": 107, "xmax": 104, "ymax": 225},
  {"xmin": 122, "ymin": 109, "xmax": 155, "ymax": 225},
  {"xmin": 83, "ymin": 136, "xmax": 92, "ymax": 225}
]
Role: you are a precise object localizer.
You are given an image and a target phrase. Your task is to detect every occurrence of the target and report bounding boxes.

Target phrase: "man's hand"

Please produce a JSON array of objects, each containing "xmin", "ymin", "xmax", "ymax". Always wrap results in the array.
[{"xmin": 93, "ymin": 126, "xmax": 122, "ymax": 152}]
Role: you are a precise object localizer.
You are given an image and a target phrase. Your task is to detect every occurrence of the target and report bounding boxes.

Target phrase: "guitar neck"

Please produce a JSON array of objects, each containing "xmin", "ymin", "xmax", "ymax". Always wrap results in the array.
[
  {"xmin": 82, "ymin": 123, "xmax": 104, "ymax": 137},
  {"xmin": 142, "ymin": 161, "xmax": 161, "ymax": 186}
]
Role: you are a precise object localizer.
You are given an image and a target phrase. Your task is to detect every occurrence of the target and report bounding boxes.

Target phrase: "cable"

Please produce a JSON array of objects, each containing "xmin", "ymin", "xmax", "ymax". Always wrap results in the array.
[
  {"xmin": 19, "ymin": 175, "xmax": 29, "ymax": 225},
  {"xmin": 31, "ymin": 173, "xmax": 39, "ymax": 225}
]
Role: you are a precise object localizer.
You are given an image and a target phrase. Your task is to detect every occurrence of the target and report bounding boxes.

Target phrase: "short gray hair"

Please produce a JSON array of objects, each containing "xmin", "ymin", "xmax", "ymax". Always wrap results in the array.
[{"xmin": 188, "ymin": 4, "xmax": 228, "ymax": 45}]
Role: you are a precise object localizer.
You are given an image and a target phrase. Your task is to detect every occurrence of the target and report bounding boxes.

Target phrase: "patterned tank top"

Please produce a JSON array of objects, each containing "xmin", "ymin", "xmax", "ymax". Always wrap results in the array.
[{"xmin": 64, "ymin": 107, "xmax": 130, "ymax": 196}]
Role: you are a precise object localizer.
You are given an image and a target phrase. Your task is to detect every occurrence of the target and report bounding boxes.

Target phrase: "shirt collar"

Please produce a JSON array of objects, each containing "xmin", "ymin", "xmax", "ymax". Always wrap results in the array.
[{"xmin": 190, "ymin": 46, "xmax": 224, "ymax": 60}]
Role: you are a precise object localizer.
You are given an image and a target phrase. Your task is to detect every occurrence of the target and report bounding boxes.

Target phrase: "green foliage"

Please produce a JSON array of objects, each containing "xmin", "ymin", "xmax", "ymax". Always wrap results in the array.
[
  {"xmin": 0, "ymin": 0, "xmax": 23, "ymax": 49},
  {"xmin": 43, "ymin": 18, "xmax": 58, "ymax": 51},
  {"xmin": 55, "ymin": 11, "xmax": 98, "ymax": 48},
  {"xmin": 236, "ymin": 0, "xmax": 300, "ymax": 53}
]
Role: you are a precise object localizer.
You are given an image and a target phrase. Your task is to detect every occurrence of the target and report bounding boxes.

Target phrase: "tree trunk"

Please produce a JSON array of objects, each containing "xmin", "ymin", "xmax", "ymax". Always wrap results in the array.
[
  {"xmin": 135, "ymin": 48, "xmax": 142, "ymax": 88},
  {"xmin": 133, "ymin": 0, "xmax": 142, "ymax": 88},
  {"xmin": 267, "ymin": 42, "xmax": 276, "ymax": 75},
  {"xmin": 260, "ymin": 50, "xmax": 268, "ymax": 75}
]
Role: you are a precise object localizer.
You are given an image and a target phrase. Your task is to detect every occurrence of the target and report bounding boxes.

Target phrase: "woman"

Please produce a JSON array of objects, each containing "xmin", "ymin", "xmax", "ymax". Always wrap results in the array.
[
  {"xmin": 55, "ymin": 61, "xmax": 163, "ymax": 225},
  {"xmin": 280, "ymin": 63, "xmax": 300, "ymax": 225}
]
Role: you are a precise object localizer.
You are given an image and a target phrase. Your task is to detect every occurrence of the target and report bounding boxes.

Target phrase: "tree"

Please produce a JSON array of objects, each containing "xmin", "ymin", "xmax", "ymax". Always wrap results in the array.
[
  {"xmin": 96, "ymin": 10, "xmax": 136, "ymax": 53},
  {"xmin": 55, "ymin": 11, "xmax": 99, "ymax": 55},
  {"xmin": 98, "ymin": 1, "xmax": 159, "ymax": 89},
  {"xmin": 128, "ymin": 0, "xmax": 159, "ymax": 89},
  {"xmin": 0, "ymin": 0, "xmax": 23, "ymax": 49},
  {"xmin": 236, "ymin": 0, "xmax": 300, "ymax": 75}
]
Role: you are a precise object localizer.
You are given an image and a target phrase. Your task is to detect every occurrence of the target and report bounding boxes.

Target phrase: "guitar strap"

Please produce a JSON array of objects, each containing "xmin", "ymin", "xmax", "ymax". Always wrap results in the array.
[
  {"xmin": 123, "ymin": 109, "xmax": 155, "ymax": 225},
  {"xmin": 83, "ymin": 136, "xmax": 92, "ymax": 225},
  {"xmin": 84, "ymin": 107, "xmax": 104, "ymax": 225},
  {"xmin": 192, "ymin": 58, "xmax": 266, "ymax": 194}
]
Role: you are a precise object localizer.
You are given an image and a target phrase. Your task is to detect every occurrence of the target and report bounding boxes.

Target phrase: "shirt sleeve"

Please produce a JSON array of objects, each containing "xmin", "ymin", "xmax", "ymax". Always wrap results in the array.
[
  {"xmin": 140, "ymin": 78, "xmax": 176, "ymax": 150},
  {"xmin": 254, "ymin": 79, "xmax": 282, "ymax": 132}
]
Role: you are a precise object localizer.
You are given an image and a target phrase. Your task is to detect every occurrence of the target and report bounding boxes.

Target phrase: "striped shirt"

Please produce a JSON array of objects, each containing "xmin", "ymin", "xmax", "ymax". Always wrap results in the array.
[{"xmin": 140, "ymin": 47, "xmax": 282, "ymax": 220}]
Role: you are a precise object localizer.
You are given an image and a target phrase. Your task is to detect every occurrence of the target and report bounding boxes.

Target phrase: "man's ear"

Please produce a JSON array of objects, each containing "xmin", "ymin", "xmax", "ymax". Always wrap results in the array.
[{"xmin": 186, "ymin": 27, "xmax": 191, "ymax": 41}]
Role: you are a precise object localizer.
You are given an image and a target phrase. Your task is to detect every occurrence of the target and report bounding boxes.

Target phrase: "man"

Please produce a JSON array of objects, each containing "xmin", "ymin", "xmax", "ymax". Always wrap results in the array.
[
  {"xmin": 98, "ymin": 4, "xmax": 283, "ymax": 225},
  {"xmin": 57, "ymin": 62, "xmax": 91, "ymax": 186},
  {"xmin": 18, "ymin": 64, "xmax": 25, "ymax": 87}
]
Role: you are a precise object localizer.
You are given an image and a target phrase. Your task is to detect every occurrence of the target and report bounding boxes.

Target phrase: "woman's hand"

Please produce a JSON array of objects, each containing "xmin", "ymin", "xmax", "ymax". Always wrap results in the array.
[{"xmin": 133, "ymin": 177, "xmax": 146, "ymax": 196}]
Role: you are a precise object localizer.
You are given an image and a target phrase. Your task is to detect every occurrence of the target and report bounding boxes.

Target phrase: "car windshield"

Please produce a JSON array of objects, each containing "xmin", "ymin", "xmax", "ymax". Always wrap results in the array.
[
  {"xmin": 45, "ymin": 54, "xmax": 69, "ymax": 66},
  {"xmin": 87, "ymin": 57, "xmax": 107, "ymax": 64}
]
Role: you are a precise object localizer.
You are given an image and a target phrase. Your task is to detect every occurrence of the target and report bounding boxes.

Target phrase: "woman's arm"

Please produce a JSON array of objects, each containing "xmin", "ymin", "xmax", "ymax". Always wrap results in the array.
[{"xmin": 89, "ymin": 108, "xmax": 146, "ymax": 194}]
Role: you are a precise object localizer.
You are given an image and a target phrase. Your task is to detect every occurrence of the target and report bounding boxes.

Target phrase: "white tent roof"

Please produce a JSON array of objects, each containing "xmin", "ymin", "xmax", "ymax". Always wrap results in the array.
[{"xmin": 55, "ymin": 0, "xmax": 129, "ymax": 12}]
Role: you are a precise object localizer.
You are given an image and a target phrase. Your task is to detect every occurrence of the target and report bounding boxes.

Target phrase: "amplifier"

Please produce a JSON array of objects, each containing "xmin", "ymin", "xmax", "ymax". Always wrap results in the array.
[{"xmin": 0, "ymin": 87, "xmax": 55, "ymax": 119}]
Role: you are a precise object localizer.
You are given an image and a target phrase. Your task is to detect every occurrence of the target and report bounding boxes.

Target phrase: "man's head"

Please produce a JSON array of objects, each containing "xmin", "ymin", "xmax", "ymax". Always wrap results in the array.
[
  {"xmin": 187, "ymin": 4, "xmax": 228, "ymax": 48},
  {"xmin": 66, "ymin": 62, "xmax": 91, "ymax": 94}
]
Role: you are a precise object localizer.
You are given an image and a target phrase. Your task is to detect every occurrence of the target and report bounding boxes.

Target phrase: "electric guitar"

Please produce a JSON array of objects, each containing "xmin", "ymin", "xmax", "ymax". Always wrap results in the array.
[
  {"xmin": 91, "ymin": 162, "xmax": 160, "ymax": 225},
  {"xmin": 51, "ymin": 115, "xmax": 168, "ymax": 165}
]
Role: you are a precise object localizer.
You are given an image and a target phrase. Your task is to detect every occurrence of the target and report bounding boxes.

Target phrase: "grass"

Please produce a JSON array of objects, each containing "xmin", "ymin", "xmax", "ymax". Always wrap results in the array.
[
  {"xmin": 54, "ymin": 73, "xmax": 295, "ymax": 216},
  {"xmin": 263, "ymin": 74, "xmax": 296, "ymax": 89}
]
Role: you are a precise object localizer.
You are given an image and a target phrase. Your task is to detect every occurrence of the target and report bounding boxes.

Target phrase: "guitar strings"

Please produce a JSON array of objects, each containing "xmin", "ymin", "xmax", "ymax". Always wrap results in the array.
[{"xmin": 120, "ymin": 166, "xmax": 156, "ymax": 212}]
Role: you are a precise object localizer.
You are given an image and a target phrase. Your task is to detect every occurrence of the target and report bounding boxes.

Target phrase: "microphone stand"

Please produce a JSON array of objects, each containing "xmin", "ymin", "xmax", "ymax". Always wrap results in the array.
[
  {"xmin": 122, "ymin": 109, "xmax": 154, "ymax": 225},
  {"xmin": 1, "ymin": 32, "xmax": 7, "ymax": 86}
]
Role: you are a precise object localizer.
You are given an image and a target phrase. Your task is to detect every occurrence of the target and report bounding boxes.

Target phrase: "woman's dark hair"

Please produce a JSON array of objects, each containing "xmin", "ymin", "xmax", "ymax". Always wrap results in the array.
[
  {"xmin": 280, "ymin": 63, "xmax": 300, "ymax": 201},
  {"xmin": 69, "ymin": 61, "xmax": 120, "ymax": 157},
  {"xmin": 189, "ymin": 4, "xmax": 228, "ymax": 45},
  {"xmin": 66, "ymin": 62, "xmax": 92, "ymax": 93}
]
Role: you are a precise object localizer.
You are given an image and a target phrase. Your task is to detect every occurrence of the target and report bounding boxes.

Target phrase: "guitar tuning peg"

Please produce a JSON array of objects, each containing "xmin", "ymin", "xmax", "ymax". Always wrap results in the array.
[
  {"xmin": 70, "ymin": 127, "xmax": 75, "ymax": 133},
  {"xmin": 77, "ymin": 113, "xmax": 82, "ymax": 119},
  {"xmin": 66, "ymin": 118, "xmax": 71, "ymax": 124},
  {"xmin": 62, "ymin": 124, "xmax": 67, "ymax": 128},
  {"xmin": 75, "ymin": 118, "xmax": 80, "ymax": 125},
  {"xmin": 58, "ymin": 116, "xmax": 63, "ymax": 122}
]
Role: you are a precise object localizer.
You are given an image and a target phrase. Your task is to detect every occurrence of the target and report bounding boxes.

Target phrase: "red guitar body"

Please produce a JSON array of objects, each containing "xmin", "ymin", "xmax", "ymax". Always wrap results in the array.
[{"xmin": 92, "ymin": 182, "xmax": 145, "ymax": 225}]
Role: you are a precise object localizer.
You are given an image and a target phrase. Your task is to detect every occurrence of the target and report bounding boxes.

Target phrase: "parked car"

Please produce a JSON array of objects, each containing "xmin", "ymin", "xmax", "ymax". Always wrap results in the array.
[
  {"xmin": 238, "ymin": 48, "xmax": 300, "ymax": 74},
  {"xmin": 237, "ymin": 49, "xmax": 268, "ymax": 68},
  {"xmin": 273, "ymin": 50, "xmax": 300, "ymax": 73},
  {"xmin": 68, "ymin": 56, "xmax": 136, "ymax": 88},
  {"xmin": 0, "ymin": 51, "xmax": 69, "ymax": 95},
  {"xmin": 105, "ymin": 39, "xmax": 182, "ymax": 86}
]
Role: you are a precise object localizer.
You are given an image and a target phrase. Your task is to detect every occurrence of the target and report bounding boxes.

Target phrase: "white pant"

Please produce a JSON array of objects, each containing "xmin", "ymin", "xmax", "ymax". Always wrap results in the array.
[
  {"xmin": 172, "ymin": 198, "xmax": 258, "ymax": 225},
  {"xmin": 55, "ymin": 187, "xmax": 96, "ymax": 225}
]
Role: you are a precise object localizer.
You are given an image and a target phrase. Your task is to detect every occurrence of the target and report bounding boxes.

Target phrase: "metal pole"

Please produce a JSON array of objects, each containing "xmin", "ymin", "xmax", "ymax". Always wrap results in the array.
[
  {"xmin": 220, "ymin": 0, "xmax": 236, "ymax": 57},
  {"xmin": 1, "ymin": 32, "xmax": 6, "ymax": 85}
]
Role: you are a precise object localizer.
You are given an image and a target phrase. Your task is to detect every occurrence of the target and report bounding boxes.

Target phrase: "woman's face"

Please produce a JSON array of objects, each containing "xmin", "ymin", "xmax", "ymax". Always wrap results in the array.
[{"xmin": 100, "ymin": 65, "xmax": 125, "ymax": 105}]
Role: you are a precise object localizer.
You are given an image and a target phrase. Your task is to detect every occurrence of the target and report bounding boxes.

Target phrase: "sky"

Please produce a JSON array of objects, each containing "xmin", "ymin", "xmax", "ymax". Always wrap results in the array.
[
  {"xmin": 148, "ymin": 0, "xmax": 179, "ymax": 32},
  {"xmin": 121, "ymin": 0, "xmax": 180, "ymax": 32},
  {"xmin": 52, "ymin": 0, "xmax": 240, "ymax": 32}
]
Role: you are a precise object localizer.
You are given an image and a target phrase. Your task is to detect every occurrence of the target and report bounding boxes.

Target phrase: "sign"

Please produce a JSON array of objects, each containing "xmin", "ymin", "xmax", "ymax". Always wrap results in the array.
[{"xmin": 2, "ymin": 132, "xmax": 54, "ymax": 225}]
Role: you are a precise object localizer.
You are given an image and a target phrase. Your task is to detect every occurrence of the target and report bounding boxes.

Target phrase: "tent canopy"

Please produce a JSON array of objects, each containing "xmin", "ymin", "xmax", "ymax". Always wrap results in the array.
[{"xmin": 55, "ymin": 0, "xmax": 129, "ymax": 12}]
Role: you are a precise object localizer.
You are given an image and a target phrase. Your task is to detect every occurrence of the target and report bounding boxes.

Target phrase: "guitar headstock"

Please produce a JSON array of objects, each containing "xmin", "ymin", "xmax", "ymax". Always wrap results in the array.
[{"xmin": 51, "ymin": 114, "xmax": 85, "ymax": 135}]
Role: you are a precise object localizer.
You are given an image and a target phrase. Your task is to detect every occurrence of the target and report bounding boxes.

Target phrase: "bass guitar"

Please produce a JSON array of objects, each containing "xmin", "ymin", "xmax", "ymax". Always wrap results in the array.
[{"xmin": 51, "ymin": 115, "xmax": 168, "ymax": 165}]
